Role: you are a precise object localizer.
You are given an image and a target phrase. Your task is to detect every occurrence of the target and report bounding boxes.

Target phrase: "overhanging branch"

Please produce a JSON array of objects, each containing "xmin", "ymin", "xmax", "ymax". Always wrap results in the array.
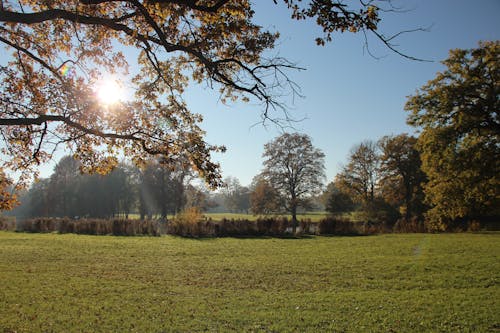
[{"xmin": 0, "ymin": 115, "xmax": 166, "ymax": 155}]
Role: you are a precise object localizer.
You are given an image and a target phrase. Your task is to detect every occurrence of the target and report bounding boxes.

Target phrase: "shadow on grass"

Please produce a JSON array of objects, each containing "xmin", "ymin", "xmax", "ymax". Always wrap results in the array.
[{"xmin": 166, "ymin": 233, "xmax": 373, "ymax": 241}]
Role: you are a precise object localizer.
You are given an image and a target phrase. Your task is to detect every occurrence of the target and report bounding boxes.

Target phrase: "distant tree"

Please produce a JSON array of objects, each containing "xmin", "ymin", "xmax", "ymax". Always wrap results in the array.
[
  {"xmin": 139, "ymin": 164, "xmax": 157, "ymax": 220},
  {"xmin": 77, "ymin": 174, "xmax": 112, "ymax": 218},
  {"xmin": 0, "ymin": 0, "xmax": 423, "ymax": 210},
  {"xmin": 139, "ymin": 159, "xmax": 188, "ymax": 219},
  {"xmin": 323, "ymin": 181, "xmax": 355, "ymax": 216},
  {"xmin": 378, "ymin": 134, "xmax": 426, "ymax": 222},
  {"xmin": 336, "ymin": 140, "xmax": 380, "ymax": 205},
  {"xmin": 48, "ymin": 156, "xmax": 82, "ymax": 217},
  {"xmin": 221, "ymin": 176, "xmax": 250, "ymax": 213},
  {"xmin": 26, "ymin": 178, "xmax": 51, "ymax": 217},
  {"xmin": 406, "ymin": 41, "xmax": 500, "ymax": 230},
  {"xmin": 249, "ymin": 177, "xmax": 281, "ymax": 215},
  {"xmin": 101, "ymin": 164, "xmax": 139, "ymax": 218},
  {"xmin": 184, "ymin": 184, "xmax": 218, "ymax": 212},
  {"xmin": 9, "ymin": 157, "xmax": 148, "ymax": 219},
  {"xmin": 262, "ymin": 133, "xmax": 325, "ymax": 233},
  {"xmin": 116, "ymin": 163, "xmax": 139, "ymax": 219},
  {"xmin": 48, "ymin": 156, "xmax": 129, "ymax": 218}
]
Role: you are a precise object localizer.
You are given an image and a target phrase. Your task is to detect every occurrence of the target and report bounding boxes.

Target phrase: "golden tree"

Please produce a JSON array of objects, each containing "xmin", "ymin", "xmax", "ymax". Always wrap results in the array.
[{"xmin": 406, "ymin": 41, "xmax": 499, "ymax": 230}]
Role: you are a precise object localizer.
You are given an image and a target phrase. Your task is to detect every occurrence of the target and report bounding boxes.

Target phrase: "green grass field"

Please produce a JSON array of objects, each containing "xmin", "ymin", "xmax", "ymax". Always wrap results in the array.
[{"xmin": 0, "ymin": 232, "xmax": 498, "ymax": 332}]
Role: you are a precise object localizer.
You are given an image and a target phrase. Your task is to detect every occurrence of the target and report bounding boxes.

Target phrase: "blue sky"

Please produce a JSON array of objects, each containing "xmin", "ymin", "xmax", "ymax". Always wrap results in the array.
[
  {"xmin": 186, "ymin": 0, "xmax": 500, "ymax": 186},
  {"xmin": 16, "ymin": 0, "xmax": 500, "ymax": 187}
]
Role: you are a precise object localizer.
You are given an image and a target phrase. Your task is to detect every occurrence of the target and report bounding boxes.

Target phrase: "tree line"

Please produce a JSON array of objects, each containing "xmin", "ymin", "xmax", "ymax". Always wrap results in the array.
[
  {"xmin": 9, "ymin": 157, "xmax": 195, "ymax": 220},
  {"xmin": 227, "ymin": 41, "xmax": 499, "ymax": 232},
  {"xmin": 3, "ymin": 41, "xmax": 499, "ymax": 233}
]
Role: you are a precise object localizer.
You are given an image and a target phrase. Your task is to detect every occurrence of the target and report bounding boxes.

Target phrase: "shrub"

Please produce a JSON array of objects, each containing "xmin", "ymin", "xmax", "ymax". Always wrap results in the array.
[
  {"xmin": 15, "ymin": 217, "xmax": 160, "ymax": 236},
  {"xmin": 0, "ymin": 215, "xmax": 16, "ymax": 231},
  {"xmin": 467, "ymin": 220, "xmax": 482, "ymax": 232},
  {"xmin": 393, "ymin": 217, "xmax": 426, "ymax": 233},
  {"xmin": 167, "ymin": 207, "xmax": 207, "ymax": 237},
  {"xmin": 299, "ymin": 219, "xmax": 314, "ymax": 235},
  {"xmin": 18, "ymin": 218, "xmax": 58, "ymax": 233},
  {"xmin": 318, "ymin": 217, "xmax": 337, "ymax": 235},
  {"xmin": 318, "ymin": 217, "xmax": 362, "ymax": 235},
  {"xmin": 362, "ymin": 221, "xmax": 387, "ymax": 234}
]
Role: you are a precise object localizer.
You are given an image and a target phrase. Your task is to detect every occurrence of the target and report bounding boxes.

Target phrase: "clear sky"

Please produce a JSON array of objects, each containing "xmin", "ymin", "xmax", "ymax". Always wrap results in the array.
[
  {"xmin": 25, "ymin": 0, "xmax": 500, "ymax": 186},
  {"xmin": 186, "ymin": 0, "xmax": 500, "ymax": 187}
]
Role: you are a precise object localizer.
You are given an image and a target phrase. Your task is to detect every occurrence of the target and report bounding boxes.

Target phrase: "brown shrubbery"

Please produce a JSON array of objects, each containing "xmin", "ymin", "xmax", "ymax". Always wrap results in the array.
[
  {"xmin": 8, "ymin": 216, "xmax": 398, "ymax": 237},
  {"xmin": 393, "ymin": 217, "xmax": 426, "ymax": 233},
  {"xmin": 0, "ymin": 216, "xmax": 16, "ymax": 231},
  {"xmin": 7, "ymin": 215, "xmax": 494, "ymax": 238},
  {"xmin": 16, "ymin": 218, "xmax": 160, "ymax": 236},
  {"xmin": 165, "ymin": 216, "xmax": 382, "ymax": 238}
]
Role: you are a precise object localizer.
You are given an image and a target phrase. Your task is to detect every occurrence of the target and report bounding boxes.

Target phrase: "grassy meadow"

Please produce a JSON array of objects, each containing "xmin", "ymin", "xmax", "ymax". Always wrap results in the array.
[{"xmin": 0, "ymin": 231, "xmax": 498, "ymax": 332}]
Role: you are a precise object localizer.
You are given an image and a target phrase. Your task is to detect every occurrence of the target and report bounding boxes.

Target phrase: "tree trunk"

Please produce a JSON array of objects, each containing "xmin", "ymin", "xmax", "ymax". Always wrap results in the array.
[
  {"xmin": 405, "ymin": 182, "xmax": 412, "ymax": 222},
  {"xmin": 291, "ymin": 204, "xmax": 298, "ymax": 235}
]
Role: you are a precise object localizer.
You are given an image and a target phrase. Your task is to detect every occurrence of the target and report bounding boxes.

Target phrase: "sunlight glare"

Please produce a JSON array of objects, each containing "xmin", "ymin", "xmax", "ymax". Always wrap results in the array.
[{"xmin": 96, "ymin": 78, "xmax": 124, "ymax": 105}]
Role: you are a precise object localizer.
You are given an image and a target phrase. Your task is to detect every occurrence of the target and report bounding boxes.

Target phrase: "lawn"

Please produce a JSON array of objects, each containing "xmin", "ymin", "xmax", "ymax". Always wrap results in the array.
[{"xmin": 0, "ymin": 232, "xmax": 498, "ymax": 332}]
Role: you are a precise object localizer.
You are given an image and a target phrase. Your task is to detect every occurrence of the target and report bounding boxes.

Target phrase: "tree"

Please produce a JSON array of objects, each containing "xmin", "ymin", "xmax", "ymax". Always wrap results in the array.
[
  {"xmin": 336, "ymin": 140, "xmax": 380, "ymax": 205},
  {"xmin": 378, "ymin": 134, "xmax": 426, "ymax": 222},
  {"xmin": 249, "ymin": 176, "xmax": 281, "ymax": 215},
  {"xmin": 114, "ymin": 163, "xmax": 139, "ymax": 219},
  {"xmin": 262, "ymin": 133, "xmax": 325, "ymax": 233},
  {"xmin": 0, "ymin": 0, "xmax": 422, "ymax": 209},
  {"xmin": 406, "ymin": 41, "xmax": 500, "ymax": 230},
  {"xmin": 221, "ymin": 176, "xmax": 250, "ymax": 213},
  {"xmin": 26, "ymin": 179, "xmax": 51, "ymax": 217},
  {"xmin": 138, "ymin": 158, "xmax": 189, "ymax": 219},
  {"xmin": 323, "ymin": 180, "xmax": 355, "ymax": 216},
  {"xmin": 48, "ymin": 156, "xmax": 82, "ymax": 217},
  {"xmin": 0, "ymin": 170, "xmax": 17, "ymax": 211},
  {"xmin": 184, "ymin": 184, "xmax": 217, "ymax": 212}
]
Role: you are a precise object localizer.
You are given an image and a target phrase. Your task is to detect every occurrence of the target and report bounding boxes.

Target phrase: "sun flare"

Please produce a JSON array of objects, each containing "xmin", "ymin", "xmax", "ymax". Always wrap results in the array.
[{"xmin": 96, "ymin": 78, "xmax": 124, "ymax": 105}]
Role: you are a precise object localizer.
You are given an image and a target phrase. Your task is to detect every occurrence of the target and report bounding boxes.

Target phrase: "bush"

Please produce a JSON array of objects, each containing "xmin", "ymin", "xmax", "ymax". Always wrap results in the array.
[
  {"xmin": 318, "ymin": 217, "xmax": 367, "ymax": 235},
  {"xmin": 167, "ymin": 216, "xmax": 302, "ymax": 238},
  {"xmin": 393, "ymin": 217, "xmax": 426, "ymax": 233},
  {"xmin": 167, "ymin": 207, "xmax": 208, "ymax": 237},
  {"xmin": 247, "ymin": 217, "xmax": 289, "ymax": 236},
  {"xmin": 0, "ymin": 215, "xmax": 16, "ymax": 231}
]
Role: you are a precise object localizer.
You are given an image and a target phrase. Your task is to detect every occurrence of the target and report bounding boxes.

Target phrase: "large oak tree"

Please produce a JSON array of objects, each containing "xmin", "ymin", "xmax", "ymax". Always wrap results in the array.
[
  {"xmin": 0, "ymin": 0, "xmax": 419, "ymax": 209},
  {"xmin": 406, "ymin": 41, "xmax": 499, "ymax": 230}
]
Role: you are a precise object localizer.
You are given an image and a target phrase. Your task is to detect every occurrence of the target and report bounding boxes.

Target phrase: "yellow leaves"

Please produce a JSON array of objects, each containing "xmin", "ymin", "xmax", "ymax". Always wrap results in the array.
[
  {"xmin": 0, "ymin": 0, "xmax": 282, "ymax": 190},
  {"xmin": 366, "ymin": 5, "xmax": 378, "ymax": 21},
  {"xmin": 0, "ymin": 169, "xmax": 19, "ymax": 211}
]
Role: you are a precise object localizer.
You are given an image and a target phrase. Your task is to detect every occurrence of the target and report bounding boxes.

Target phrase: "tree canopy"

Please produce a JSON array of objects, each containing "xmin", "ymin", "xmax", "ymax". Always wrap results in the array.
[
  {"xmin": 406, "ymin": 41, "xmax": 499, "ymax": 229},
  {"xmin": 0, "ymin": 0, "xmax": 419, "ymax": 210}
]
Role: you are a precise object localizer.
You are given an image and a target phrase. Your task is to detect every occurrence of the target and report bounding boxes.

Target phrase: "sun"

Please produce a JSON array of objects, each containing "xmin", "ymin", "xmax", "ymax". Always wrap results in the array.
[{"xmin": 96, "ymin": 77, "xmax": 124, "ymax": 105}]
